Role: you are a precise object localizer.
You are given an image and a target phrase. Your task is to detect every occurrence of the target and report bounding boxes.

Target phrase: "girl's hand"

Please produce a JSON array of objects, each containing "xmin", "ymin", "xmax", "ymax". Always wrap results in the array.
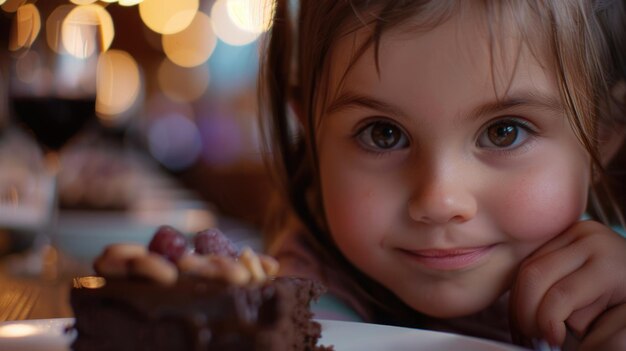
[
  {"xmin": 578, "ymin": 303, "xmax": 626, "ymax": 351},
  {"xmin": 509, "ymin": 220, "xmax": 626, "ymax": 347}
]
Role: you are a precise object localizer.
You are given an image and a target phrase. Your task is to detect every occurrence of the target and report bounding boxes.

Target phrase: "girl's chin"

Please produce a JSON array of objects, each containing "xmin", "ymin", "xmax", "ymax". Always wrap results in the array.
[
  {"xmin": 403, "ymin": 289, "xmax": 508, "ymax": 319},
  {"xmin": 419, "ymin": 303, "xmax": 489, "ymax": 319}
]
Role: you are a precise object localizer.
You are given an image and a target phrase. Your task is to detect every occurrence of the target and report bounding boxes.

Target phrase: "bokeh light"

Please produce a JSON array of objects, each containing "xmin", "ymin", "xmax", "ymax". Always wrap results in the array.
[
  {"xmin": 14, "ymin": 49, "xmax": 42, "ymax": 84},
  {"xmin": 96, "ymin": 49, "xmax": 142, "ymax": 123},
  {"xmin": 210, "ymin": 0, "xmax": 259, "ymax": 46},
  {"xmin": 147, "ymin": 113, "xmax": 202, "ymax": 171},
  {"xmin": 197, "ymin": 114, "xmax": 242, "ymax": 166},
  {"xmin": 1, "ymin": 0, "xmax": 26, "ymax": 13},
  {"xmin": 226, "ymin": 0, "xmax": 274, "ymax": 34},
  {"xmin": 8, "ymin": 3, "xmax": 40, "ymax": 51},
  {"xmin": 12, "ymin": 50, "xmax": 55, "ymax": 96},
  {"xmin": 138, "ymin": 0, "xmax": 198, "ymax": 35},
  {"xmin": 46, "ymin": 4, "xmax": 74, "ymax": 54},
  {"xmin": 157, "ymin": 58, "xmax": 209, "ymax": 102},
  {"xmin": 162, "ymin": 11, "xmax": 216, "ymax": 68},
  {"xmin": 118, "ymin": 0, "xmax": 144, "ymax": 6},
  {"xmin": 62, "ymin": 4, "xmax": 114, "ymax": 59},
  {"xmin": 69, "ymin": 0, "xmax": 97, "ymax": 5},
  {"xmin": 56, "ymin": 51, "xmax": 98, "ymax": 97},
  {"xmin": 4, "ymin": 0, "xmax": 267, "ymax": 174}
]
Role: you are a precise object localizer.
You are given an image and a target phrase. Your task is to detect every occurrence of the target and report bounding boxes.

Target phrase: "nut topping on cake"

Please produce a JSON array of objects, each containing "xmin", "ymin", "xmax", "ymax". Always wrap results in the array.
[
  {"xmin": 93, "ymin": 243, "xmax": 147, "ymax": 277},
  {"xmin": 259, "ymin": 254, "xmax": 280, "ymax": 276},
  {"xmin": 129, "ymin": 253, "xmax": 178, "ymax": 285},
  {"xmin": 176, "ymin": 253, "xmax": 208, "ymax": 273},
  {"xmin": 240, "ymin": 247, "xmax": 266, "ymax": 283},
  {"xmin": 207, "ymin": 255, "xmax": 252, "ymax": 285},
  {"xmin": 93, "ymin": 226, "xmax": 279, "ymax": 286}
]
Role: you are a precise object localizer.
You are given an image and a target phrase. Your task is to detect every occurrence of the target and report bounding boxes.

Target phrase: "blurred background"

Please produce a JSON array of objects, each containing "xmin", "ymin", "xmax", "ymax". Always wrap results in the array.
[{"xmin": 0, "ymin": 0, "xmax": 274, "ymax": 265}]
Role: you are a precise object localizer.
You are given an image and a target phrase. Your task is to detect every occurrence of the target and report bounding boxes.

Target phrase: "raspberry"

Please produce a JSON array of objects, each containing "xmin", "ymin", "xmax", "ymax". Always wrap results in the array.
[
  {"xmin": 148, "ymin": 225, "xmax": 188, "ymax": 262},
  {"xmin": 194, "ymin": 228, "xmax": 238, "ymax": 257}
]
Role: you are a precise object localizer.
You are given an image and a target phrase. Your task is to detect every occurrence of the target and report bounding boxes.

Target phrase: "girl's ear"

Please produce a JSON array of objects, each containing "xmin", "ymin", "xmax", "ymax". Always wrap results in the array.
[{"xmin": 599, "ymin": 81, "xmax": 626, "ymax": 166}]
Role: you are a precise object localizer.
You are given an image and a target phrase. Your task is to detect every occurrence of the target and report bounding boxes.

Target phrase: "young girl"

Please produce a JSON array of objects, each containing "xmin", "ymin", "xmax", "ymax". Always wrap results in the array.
[{"xmin": 259, "ymin": 0, "xmax": 626, "ymax": 350}]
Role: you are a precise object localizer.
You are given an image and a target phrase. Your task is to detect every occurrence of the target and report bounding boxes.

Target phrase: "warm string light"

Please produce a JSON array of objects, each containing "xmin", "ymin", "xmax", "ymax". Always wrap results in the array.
[
  {"xmin": 5, "ymin": 0, "xmax": 276, "ymax": 69},
  {"xmin": 69, "ymin": 0, "xmax": 98, "ymax": 5},
  {"xmin": 138, "ymin": 0, "xmax": 199, "ymax": 35},
  {"xmin": 158, "ymin": 58, "xmax": 210, "ymax": 102},
  {"xmin": 4, "ymin": 0, "xmax": 275, "ymax": 169},
  {"xmin": 61, "ymin": 4, "xmax": 114, "ymax": 59},
  {"xmin": 46, "ymin": 4, "xmax": 74, "ymax": 54},
  {"xmin": 1, "ymin": 0, "xmax": 26, "ymax": 13},
  {"xmin": 226, "ymin": 0, "xmax": 274, "ymax": 34},
  {"xmin": 118, "ymin": 0, "xmax": 144, "ymax": 6},
  {"xmin": 8, "ymin": 3, "xmax": 40, "ymax": 51},
  {"xmin": 162, "ymin": 11, "xmax": 216, "ymax": 67},
  {"xmin": 210, "ymin": 0, "xmax": 258, "ymax": 46},
  {"xmin": 96, "ymin": 49, "xmax": 142, "ymax": 122}
]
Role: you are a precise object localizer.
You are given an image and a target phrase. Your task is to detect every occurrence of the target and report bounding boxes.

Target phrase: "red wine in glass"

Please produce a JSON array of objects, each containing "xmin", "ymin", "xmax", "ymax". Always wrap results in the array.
[
  {"xmin": 4, "ymin": 95, "xmax": 94, "ymax": 279},
  {"xmin": 10, "ymin": 96, "xmax": 95, "ymax": 151},
  {"xmin": 4, "ymin": 12, "xmax": 101, "ymax": 279}
]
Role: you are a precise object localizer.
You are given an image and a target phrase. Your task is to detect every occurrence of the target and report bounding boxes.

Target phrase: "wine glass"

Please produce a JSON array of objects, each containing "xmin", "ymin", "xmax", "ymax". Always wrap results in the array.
[{"xmin": 5, "ymin": 29, "xmax": 98, "ymax": 280}]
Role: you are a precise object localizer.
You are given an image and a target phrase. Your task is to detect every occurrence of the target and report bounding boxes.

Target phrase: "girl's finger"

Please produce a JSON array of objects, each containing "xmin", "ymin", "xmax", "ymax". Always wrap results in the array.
[
  {"xmin": 511, "ymin": 239, "xmax": 587, "ymax": 339},
  {"xmin": 536, "ymin": 260, "xmax": 611, "ymax": 345},
  {"xmin": 566, "ymin": 297, "xmax": 609, "ymax": 338},
  {"xmin": 578, "ymin": 304, "xmax": 626, "ymax": 351},
  {"xmin": 522, "ymin": 221, "xmax": 599, "ymax": 267}
]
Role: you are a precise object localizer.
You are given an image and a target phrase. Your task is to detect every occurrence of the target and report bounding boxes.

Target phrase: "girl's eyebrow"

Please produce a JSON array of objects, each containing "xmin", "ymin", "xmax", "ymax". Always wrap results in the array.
[
  {"xmin": 325, "ymin": 90, "xmax": 564, "ymax": 119},
  {"xmin": 469, "ymin": 91, "xmax": 565, "ymax": 119},
  {"xmin": 325, "ymin": 91, "xmax": 406, "ymax": 117}
]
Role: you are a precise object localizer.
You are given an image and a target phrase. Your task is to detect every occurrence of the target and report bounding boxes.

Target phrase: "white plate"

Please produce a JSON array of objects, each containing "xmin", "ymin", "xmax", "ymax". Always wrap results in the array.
[
  {"xmin": 319, "ymin": 320, "xmax": 529, "ymax": 350},
  {"xmin": 0, "ymin": 318, "xmax": 529, "ymax": 350}
]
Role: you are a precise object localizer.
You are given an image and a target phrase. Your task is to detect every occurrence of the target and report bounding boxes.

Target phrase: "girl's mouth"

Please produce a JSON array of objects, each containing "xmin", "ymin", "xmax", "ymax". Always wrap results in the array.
[{"xmin": 398, "ymin": 245, "xmax": 496, "ymax": 271}]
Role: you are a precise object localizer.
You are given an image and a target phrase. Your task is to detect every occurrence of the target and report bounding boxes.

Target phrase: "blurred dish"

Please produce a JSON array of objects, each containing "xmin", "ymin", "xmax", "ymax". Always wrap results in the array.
[
  {"xmin": 0, "ymin": 128, "xmax": 52, "ymax": 233},
  {"xmin": 55, "ymin": 143, "xmax": 220, "ymax": 261},
  {"xmin": 58, "ymin": 145, "xmax": 139, "ymax": 211}
]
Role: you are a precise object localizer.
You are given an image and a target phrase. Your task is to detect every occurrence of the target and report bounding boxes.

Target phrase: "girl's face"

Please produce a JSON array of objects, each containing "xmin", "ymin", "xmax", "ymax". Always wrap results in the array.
[{"xmin": 315, "ymin": 7, "xmax": 591, "ymax": 318}]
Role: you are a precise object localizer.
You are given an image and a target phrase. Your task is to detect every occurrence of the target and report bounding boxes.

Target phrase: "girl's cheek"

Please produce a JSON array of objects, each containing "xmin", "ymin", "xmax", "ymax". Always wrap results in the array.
[
  {"xmin": 324, "ymin": 180, "xmax": 384, "ymax": 240},
  {"xmin": 495, "ymin": 166, "xmax": 588, "ymax": 243}
]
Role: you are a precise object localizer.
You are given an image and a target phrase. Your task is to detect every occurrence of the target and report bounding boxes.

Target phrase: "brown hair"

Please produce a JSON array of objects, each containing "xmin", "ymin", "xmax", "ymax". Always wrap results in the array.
[
  {"xmin": 596, "ymin": 0, "xmax": 626, "ymax": 222},
  {"xmin": 597, "ymin": 0, "xmax": 626, "ymax": 83},
  {"xmin": 259, "ymin": 0, "xmax": 624, "ymax": 322}
]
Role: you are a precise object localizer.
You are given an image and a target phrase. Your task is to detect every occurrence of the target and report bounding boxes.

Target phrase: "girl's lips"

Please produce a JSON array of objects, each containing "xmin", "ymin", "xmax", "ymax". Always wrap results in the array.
[{"xmin": 398, "ymin": 245, "xmax": 495, "ymax": 271}]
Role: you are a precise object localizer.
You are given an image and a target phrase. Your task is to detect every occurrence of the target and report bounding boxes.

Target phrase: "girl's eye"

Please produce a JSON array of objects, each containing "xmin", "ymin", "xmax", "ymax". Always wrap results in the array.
[
  {"xmin": 357, "ymin": 120, "xmax": 409, "ymax": 151},
  {"xmin": 477, "ymin": 119, "xmax": 534, "ymax": 149}
]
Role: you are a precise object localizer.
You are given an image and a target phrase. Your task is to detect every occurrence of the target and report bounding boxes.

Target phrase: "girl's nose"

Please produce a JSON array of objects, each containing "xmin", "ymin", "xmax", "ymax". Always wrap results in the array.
[{"xmin": 407, "ymin": 171, "xmax": 477, "ymax": 225}]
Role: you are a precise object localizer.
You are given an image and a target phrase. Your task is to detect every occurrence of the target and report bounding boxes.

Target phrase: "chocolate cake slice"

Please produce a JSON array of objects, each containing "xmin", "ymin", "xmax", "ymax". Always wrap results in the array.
[
  {"xmin": 70, "ymin": 275, "xmax": 332, "ymax": 351},
  {"xmin": 70, "ymin": 226, "xmax": 333, "ymax": 350}
]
